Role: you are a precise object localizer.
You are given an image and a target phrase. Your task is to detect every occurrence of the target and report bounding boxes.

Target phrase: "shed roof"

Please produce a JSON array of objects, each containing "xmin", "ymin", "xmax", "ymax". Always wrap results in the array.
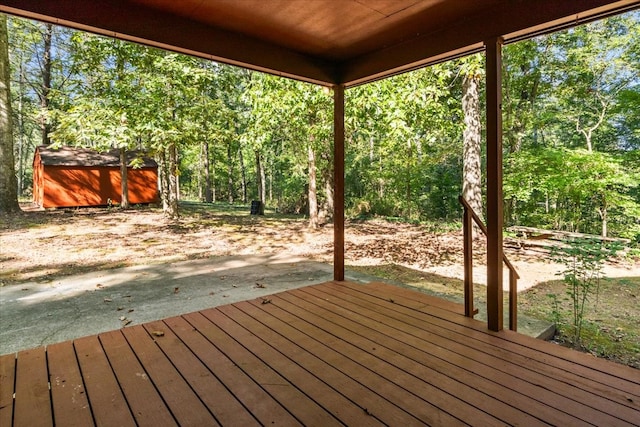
[
  {"xmin": 2, "ymin": 0, "xmax": 638, "ymax": 87},
  {"xmin": 36, "ymin": 146, "xmax": 158, "ymax": 168}
]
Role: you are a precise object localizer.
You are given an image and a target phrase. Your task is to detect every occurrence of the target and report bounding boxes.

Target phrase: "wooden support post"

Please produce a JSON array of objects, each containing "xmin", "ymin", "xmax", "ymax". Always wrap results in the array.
[
  {"xmin": 509, "ymin": 270, "xmax": 518, "ymax": 331},
  {"xmin": 333, "ymin": 84, "xmax": 345, "ymax": 281},
  {"xmin": 462, "ymin": 198, "xmax": 474, "ymax": 318},
  {"xmin": 485, "ymin": 37, "xmax": 504, "ymax": 332}
]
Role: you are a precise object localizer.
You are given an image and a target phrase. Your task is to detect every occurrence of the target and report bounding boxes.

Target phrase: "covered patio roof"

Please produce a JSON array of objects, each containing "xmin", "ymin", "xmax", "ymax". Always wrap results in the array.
[
  {"xmin": 1, "ymin": 0, "xmax": 639, "ymax": 86},
  {"xmin": 1, "ymin": 6, "xmax": 640, "ymax": 425}
]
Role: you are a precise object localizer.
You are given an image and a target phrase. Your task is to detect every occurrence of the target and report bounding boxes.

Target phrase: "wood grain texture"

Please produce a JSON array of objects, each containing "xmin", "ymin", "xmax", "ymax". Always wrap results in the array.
[
  {"xmin": 99, "ymin": 330, "xmax": 177, "ymax": 427},
  {"xmin": 74, "ymin": 335, "xmax": 136, "ymax": 427},
  {"xmin": 0, "ymin": 353, "xmax": 16, "ymax": 427},
  {"xmin": 47, "ymin": 341, "xmax": 93, "ymax": 426},
  {"xmin": 13, "ymin": 347, "xmax": 52, "ymax": 427},
  {"xmin": 121, "ymin": 326, "xmax": 219, "ymax": 426},
  {"xmin": 3, "ymin": 281, "xmax": 638, "ymax": 426},
  {"xmin": 142, "ymin": 320, "xmax": 260, "ymax": 427}
]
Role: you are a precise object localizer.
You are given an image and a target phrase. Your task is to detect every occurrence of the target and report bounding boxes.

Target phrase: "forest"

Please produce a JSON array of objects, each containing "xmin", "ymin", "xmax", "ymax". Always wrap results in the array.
[{"xmin": 3, "ymin": 11, "xmax": 640, "ymax": 242}]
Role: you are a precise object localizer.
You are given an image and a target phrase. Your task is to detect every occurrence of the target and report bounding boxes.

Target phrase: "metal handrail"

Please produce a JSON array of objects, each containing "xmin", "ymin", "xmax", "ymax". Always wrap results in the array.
[{"xmin": 459, "ymin": 196, "xmax": 519, "ymax": 331}]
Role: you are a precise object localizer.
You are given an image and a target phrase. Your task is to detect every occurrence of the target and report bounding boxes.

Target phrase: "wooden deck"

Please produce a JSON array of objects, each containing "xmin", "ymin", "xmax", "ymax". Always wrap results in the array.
[{"xmin": 1, "ymin": 281, "xmax": 638, "ymax": 426}]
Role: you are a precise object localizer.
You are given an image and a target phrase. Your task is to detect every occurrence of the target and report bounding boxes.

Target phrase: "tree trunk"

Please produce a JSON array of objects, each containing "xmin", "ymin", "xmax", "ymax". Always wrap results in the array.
[
  {"xmin": 598, "ymin": 198, "xmax": 608, "ymax": 238},
  {"xmin": 227, "ymin": 142, "xmax": 234, "ymax": 204},
  {"xmin": 238, "ymin": 147, "xmax": 247, "ymax": 203},
  {"xmin": 268, "ymin": 160, "xmax": 273, "ymax": 203},
  {"xmin": 197, "ymin": 145, "xmax": 202, "ymax": 201},
  {"xmin": 119, "ymin": 147, "xmax": 130, "ymax": 209},
  {"xmin": 175, "ymin": 150, "xmax": 180, "ymax": 201},
  {"xmin": 203, "ymin": 140, "xmax": 212, "ymax": 203},
  {"xmin": 211, "ymin": 165, "xmax": 216, "ymax": 203},
  {"xmin": 462, "ymin": 73, "xmax": 483, "ymax": 221},
  {"xmin": 158, "ymin": 150, "xmax": 170, "ymax": 212},
  {"xmin": 17, "ymin": 53, "xmax": 24, "ymax": 196},
  {"xmin": 0, "ymin": 14, "xmax": 19, "ymax": 214},
  {"xmin": 258, "ymin": 152, "xmax": 265, "ymax": 208},
  {"xmin": 323, "ymin": 172, "xmax": 334, "ymax": 222},
  {"xmin": 406, "ymin": 139, "xmax": 412, "ymax": 218},
  {"xmin": 40, "ymin": 23, "xmax": 52, "ymax": 146},
  {"xmin": 166, "ymin": 143, "xmax": 179, "ymax": 218},
  {"xmin": 308, "ymin": 143, "xmax": 318, "ymax": 229},
  {"xmin": 255, "ymin": 150, "xmax": 265, "ymax": 215},
  {"xmin": 369, "ymin": 136, "xmax": 375, "ymax": 162}
]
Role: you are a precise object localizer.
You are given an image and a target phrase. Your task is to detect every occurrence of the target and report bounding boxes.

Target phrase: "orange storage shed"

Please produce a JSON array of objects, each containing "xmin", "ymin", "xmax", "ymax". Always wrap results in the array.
[{"xmin": 33, "ymin": 145, "xmax": 159, "ymax": 208}]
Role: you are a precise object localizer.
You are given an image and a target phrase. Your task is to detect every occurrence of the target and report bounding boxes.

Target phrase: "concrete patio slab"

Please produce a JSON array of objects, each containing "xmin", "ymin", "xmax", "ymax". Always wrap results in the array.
[{"xmin": 0, "ymin": 254, "xmax": 552, "ymax": 355}]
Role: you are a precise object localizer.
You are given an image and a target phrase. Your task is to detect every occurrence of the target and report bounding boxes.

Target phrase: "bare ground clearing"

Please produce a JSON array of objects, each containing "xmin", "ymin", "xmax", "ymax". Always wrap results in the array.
[
  {"xmin": 2, "ymin": 203, "xmax": 635, "ymax": 288},
  {"xmin": 1, "ymin": 202, "xmax": 638, "ymax": 366}
]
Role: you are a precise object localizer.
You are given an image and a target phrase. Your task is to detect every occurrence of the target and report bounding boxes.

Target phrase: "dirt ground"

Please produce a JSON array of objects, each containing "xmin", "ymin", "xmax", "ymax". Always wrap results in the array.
[
  {"xmin": 1, "ymin": 202, "xmax": 639, "ymax": 366},
  {"xmin": 2, "ymin": 203, "xmax": 636, "ymax": 288}
]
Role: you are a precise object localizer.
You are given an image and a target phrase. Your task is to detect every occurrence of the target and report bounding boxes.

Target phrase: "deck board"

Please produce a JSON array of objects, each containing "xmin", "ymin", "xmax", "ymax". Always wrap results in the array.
[
  {"xmin": 235, "ymin": 299, "xmax": 459, "ymax": 426},
  {"xmin": 13, "ymin": 347, "xmax": 52, "ymax": 427},
  {"xmin": 279, "ymin": 288, "xmax": 549, "ymax": 426},
  {"xmin": 99, "ymin": 330, "xmax": 177, "ymax": 427},
  {"xmin": 141, "ymin": 320, "xmax": 261, "ymax": 427},
  {"xmin": 197, "ymin": 309, "xmax": 342, "ymax": 426},
  {"xmin": 306, "ymin": 283, "xmax": 637, "ymax": 426},
  {"xmin": 74, "ymin": 335, "xmax": 137, "ymax": 427},
  {"xmin": 357, "ymin": 282, "xmax": 638, "ymax": 384},
  {"xmin": 2, "ymin": 280, "xmax": 639, "ymax": 426},
  {"xmin": 164, "ymin": 315, "xmax": 297, "ymax": 426},
  {"xmin": 47, "ymin": 341, "xmax": 93, "ymax": 427},
  {"xmin": 216, "ymin": 303, "xmax": 388, "ymax": 426},
  {"xmin": 317, "ymin": 282, "xmax": 640, "ymax": 422},
  {"xmin": 121, "ymin": 325, "xmax": 219, "ymax": 426},
  {"xmin": 183, "ymin": 311, "xmax": 307, "ymax": 426},
  {"xmin": 336, "ymin": 281, "xmax": 640, "ymax": 404},
  {"xmin": 242, "ymin": 296, "xmax": 486, "ymax": 426},
  {"xmin": 0, "ymin": 353, "xmax": 16, "ymax": 427}
]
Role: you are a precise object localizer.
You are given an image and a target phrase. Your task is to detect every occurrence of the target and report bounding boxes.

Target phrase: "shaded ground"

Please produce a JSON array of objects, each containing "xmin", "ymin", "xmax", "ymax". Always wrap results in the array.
[
  {"xmin": 519, "ymin": 276, "xmax": 640, "ymax": 368},
  {"xmin": 4, "ymin": 202, "xmax": 634, "ymax": 288},
  {"xmin": 1, "ymin": 202, "xmax": 638, "ymax": 366},
  {"xmin": 0, "ymin": 254, "xmax": 382, "ymax": 354}
]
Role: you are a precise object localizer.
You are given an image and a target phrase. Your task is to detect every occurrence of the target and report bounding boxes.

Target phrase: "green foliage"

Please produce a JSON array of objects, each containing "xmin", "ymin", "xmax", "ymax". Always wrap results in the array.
[
  {"xmin": 345, "ymin": 63, "xmax": 463, "ymax": 222},
  {"xmin": 550, "ymin": 238, "xmax": 622, "ymax": 348},
  {"xmin": 7, "ymin": 11, "xmax": 640, "ymax": 234},
  {"xmin": 505, "ymin": 147, "xmax": 640, "ymax": 239},
  {"xmin": 546, "ymin": 293, "xmax": 563, "ymax": 327},
  {"xmin": 502, "ymin": 13, "xmax": 640, "ymax": 242}
]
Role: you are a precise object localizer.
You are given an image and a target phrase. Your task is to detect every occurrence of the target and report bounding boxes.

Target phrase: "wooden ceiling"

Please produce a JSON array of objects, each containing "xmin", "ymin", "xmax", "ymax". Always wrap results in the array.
[{"xmin": 1, "ymin": 0, "xmax": 638, "ymax": 86}]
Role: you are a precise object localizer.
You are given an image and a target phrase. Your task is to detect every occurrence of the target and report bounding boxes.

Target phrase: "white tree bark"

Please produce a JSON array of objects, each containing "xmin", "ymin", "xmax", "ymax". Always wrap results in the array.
[
  {"xmin": 119, "ymin": 147, "xmax": 130, "ymax": 209},
  {"xmin": 462, "ymin": 74, "xmax": 483, "ymax": 221},
  {"xmin": 308, "ymin": 143, "xmax": 318, "ymax": 229},
  {"xmin": 0, "ymin": 14, "xmax": 20, "ymax": 213}
]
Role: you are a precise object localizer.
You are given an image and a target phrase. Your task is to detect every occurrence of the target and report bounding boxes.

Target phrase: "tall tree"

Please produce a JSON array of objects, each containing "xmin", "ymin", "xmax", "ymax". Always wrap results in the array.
[
  {"xmin": 9, "ymin": 18, "xmax": 76, "ymax": 196},
  {"xmin": 549, "ymin": 18, "xmax": 632, "ymax": 152},
  {"xmin": 39, "ymin": 23, "xmax": 52, "ymax": 146},
  {"xmin": 460, "ymin": 55, "xmax": 484, "ymax": 220},
  {"xmin": 49, "ymin": 35, "xmax": 141, "ymax": 209},
  {"xmin": 503, "ymin": 12, "xmax": 640, "ymax": 238},
  {"xmin": 0, "ymin": 13, "xmax": 19, "ymax": 213},
  {"xmin": 226, "ymin": 141, "xmax": 235, "ymax": 203},
  {"xmin": 202, "ymin": 139, "xmax": 212, "ymax": 202},
  {"xmin": 255, "ymin": 150, "xmax": 265, "ymax": 214},
  {"xmin": 346, "ymin": 62, "xmax": 461, "ymax": 221},
  {"xmin": 307, "ymin": 140, "xmax": 318, "ymax": 227}
]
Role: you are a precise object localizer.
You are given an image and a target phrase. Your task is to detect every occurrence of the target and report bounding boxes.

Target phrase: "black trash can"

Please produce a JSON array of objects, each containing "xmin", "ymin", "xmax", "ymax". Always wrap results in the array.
[{"xmin": 250, "ymin": 200, "xmax": 263, "ymax": 215}]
